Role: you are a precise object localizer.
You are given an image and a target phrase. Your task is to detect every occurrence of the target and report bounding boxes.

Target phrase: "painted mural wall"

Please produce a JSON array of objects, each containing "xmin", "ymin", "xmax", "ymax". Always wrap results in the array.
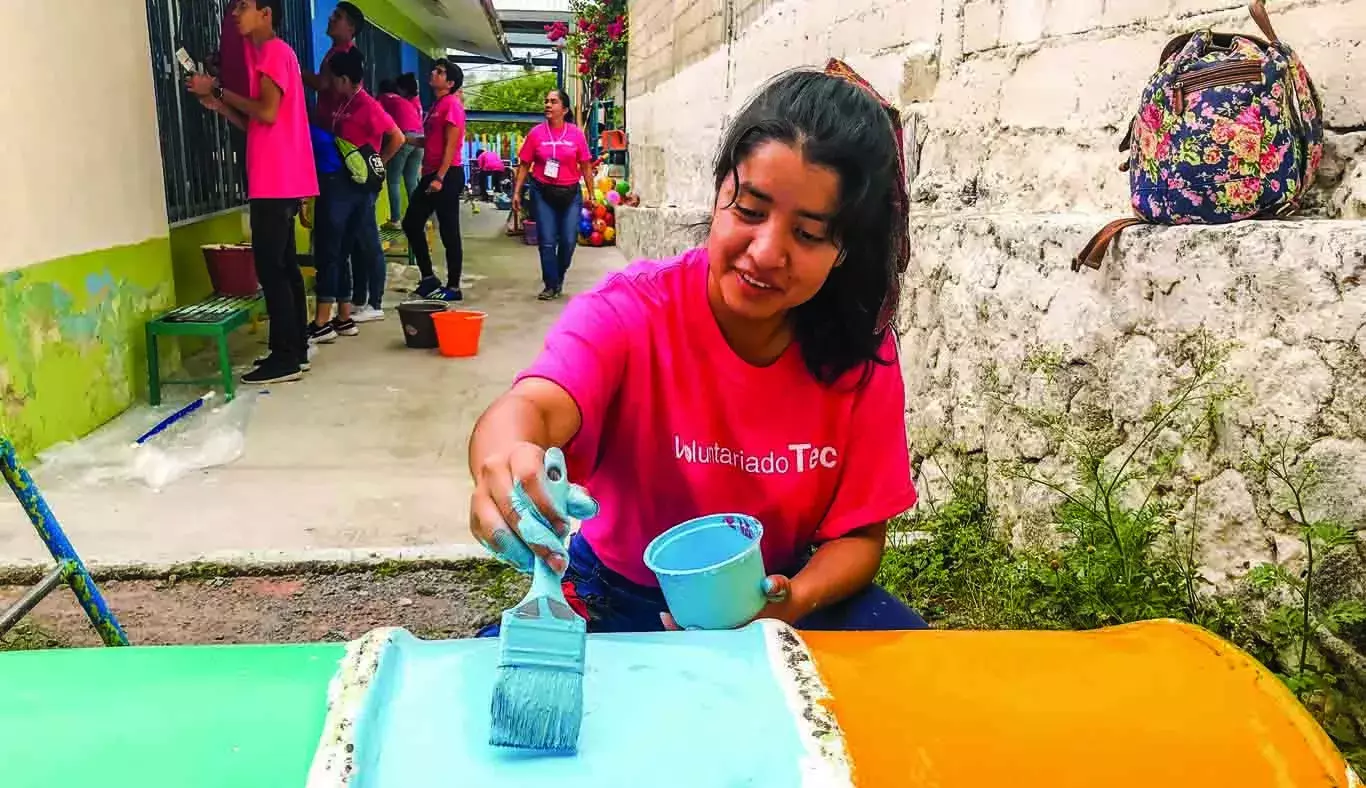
[{"xmin": 0, "ymin": 0, "xmax": 175, "ymax": 457}]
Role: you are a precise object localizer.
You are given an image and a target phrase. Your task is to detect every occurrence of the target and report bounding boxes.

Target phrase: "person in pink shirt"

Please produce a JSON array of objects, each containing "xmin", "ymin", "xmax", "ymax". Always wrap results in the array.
[
  {"xmin": 472, "ymin": 147, "xmax": 505, "ymax": 199},
  {"xmin": 512, "ymin": 90, "xmax": 595, "ymax": 300},
  {"xmin": 467, "ymin": 61, "xmax": 925, "ymax": 635},
  {"xmin": 377, "ymin": 78, "xmax": 424, "ymax": 230},
  {"xmin": 306, "ymin": 48, "xmax": 404, "ymax": 341},
  {"xmin": 303, "ymin": 1, "xmax": 362, "ymax": 94},
  {"xmin": 401, "ymin": 59, "xmax": 467, "ymax": 301},
  {"xmin": 188, "ymin": 0, "xmax": 319, "ymax": 385}
]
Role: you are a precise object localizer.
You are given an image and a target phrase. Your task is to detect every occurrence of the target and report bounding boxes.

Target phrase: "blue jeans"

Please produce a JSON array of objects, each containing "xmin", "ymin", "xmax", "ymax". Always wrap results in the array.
[
  {"xmin": 477, "ymin": 534, "xmax": 929, "ymax": 637},
  {"xmin": 315, "ymin": 173, "xmax": 384, "ymax": 308},
  {"xmin": 529, "ymin": 180, "xmax": 581, "ymax": 290},
  {"xmin": 385, "ymin": 142, "xmax": 422, "ymax": 224}
]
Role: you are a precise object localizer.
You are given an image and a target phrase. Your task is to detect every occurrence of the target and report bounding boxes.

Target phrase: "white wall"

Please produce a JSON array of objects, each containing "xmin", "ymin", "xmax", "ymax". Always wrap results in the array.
[{"xmin": 0, "ymin": 0, "xmax": 169, "ymax": 272}]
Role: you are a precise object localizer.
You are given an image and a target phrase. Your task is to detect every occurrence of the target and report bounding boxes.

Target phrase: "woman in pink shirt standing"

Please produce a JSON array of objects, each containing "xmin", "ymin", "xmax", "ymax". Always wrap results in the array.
[
  {"xmin": 377, "ymin": 78, "xmax": 423, "ymax": 230},
  {"xmin": 401, "ymin": 60, "xmax": 467, "ymax": 301},
  {"xmin": 512, "ymin": 89, "xmax": 595, "ymax": 301},
  {"xmin": 467, "ymin": 61, "xmax": 926, "ymax": 635}
]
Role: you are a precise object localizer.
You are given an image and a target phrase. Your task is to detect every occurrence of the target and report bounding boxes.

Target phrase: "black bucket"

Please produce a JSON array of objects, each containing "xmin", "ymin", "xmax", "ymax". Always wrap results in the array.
[{"xmin": 397, "ymin": 300, "xmax": 449, "ymax": 349}]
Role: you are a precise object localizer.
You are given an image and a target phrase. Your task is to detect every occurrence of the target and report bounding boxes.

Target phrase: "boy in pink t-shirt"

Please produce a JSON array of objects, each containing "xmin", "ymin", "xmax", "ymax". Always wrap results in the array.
[
  {"xmin": 400, "ymin": 59, "xmax": 467, "ymax": 302},
  {"xmin": 469, "ymin": 62, "xmax": 927, "ymax": 636},
  {"xmin": 188, "ymin": 0, "xmax": 317, "ymax": 384}
]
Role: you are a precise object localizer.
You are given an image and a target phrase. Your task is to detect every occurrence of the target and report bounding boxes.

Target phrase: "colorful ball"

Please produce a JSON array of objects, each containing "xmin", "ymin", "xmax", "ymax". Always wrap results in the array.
[
  {"xmin": 615, "ymin": 180, "xmax": 630, "ymax": 196},
  {"xmin": 579, "ymin": 219, "xmax": 593, "ymax": 234},
  {"xmin": 590, "ymin": 231, "xmax": 604, "ymax": 246},
  {"xmin": 593, "ymin": 218, "xmax": 607, "ymax": 232},
  {"xmin": 604, "ymin": 212, "xmax": 615, "ymax": 227},
  {"xmin": 606, "ymin": 190, "xmax": 622, "ymax": 205},
  {"xmin": 594, "ymin": 204, "xmax": 607, "ymax": 219},
  {"xmin": 603, "ymin": 227, "xmax": 616, "ymax": 243},
  {"xmin": 581, "ymin": 207, "xmax": 592, "ymax": 220}
]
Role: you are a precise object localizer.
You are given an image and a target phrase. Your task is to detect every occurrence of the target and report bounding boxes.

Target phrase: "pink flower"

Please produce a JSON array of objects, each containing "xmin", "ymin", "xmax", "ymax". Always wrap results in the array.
[
  {"xmin": 1271, "ymin": 82, "xmax": 1284, "ymax": 99},
  {"xmin": 577, "ymin": 18, "xmax": 590, "ymax": 31},
  {"xmin": 1140, "ymin": 103, "xmax": 1163, "ymax": 133},
  {"xmin": 1203, "ymin": 147, "xmax": 1222, "ymax": 165},
  {"xmin": 1231, "ymin": 131, "xmax": 1260, "ymax": 163},
  {"xmin": 1259, "ymin": 144, "xmax": 1285, "ymax": 175},
  {"xmin": 607, "ymin": 19, "xmax": 625, "ymax": 38},
  {"xmin": 1211, "ymin": 121, "xmax": 1236, "ymax": 144},
  {"xmin": 1235, "ymin": 103, "xmax": 1261, "ymax": 131}
]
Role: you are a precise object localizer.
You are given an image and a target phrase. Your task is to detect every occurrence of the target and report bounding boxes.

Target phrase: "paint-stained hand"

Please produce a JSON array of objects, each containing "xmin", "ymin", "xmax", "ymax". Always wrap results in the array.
[
  {"xmin": 470, "ymin": 443, "xmax": 598, "ymax": 576},
  {"xmin": 659, "ymin": 574, "xmax": 794, "ymax": 631}
]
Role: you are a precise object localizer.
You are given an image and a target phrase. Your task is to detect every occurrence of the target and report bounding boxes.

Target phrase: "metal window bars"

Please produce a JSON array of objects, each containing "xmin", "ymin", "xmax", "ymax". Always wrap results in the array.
[{"xmin": 143, "ymin": 0, "xmax": 315, "ymax": 224}]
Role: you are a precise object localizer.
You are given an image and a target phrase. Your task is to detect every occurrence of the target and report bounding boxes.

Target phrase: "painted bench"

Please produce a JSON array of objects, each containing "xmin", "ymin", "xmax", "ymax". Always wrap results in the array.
[
  {"xmin": 0, "ymin": 619, "xmax": 1355, "ymax": 787},
  {"xmin": 145, "ymin": 295, "xmax": 264, "ymax": 406}
]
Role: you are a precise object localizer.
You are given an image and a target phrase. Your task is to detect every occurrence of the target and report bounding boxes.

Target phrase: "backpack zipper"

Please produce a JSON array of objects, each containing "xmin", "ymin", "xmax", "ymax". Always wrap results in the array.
[{"xmin": 1172, "ymin": 61, "xmax": 1264, "ymax": 113}]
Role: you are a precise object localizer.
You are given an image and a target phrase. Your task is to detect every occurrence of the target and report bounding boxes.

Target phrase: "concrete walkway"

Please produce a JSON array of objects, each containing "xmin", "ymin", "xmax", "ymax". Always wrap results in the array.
[{"xmin": 0, "ymin": 206, "xmax": 625, "ymax": 572}]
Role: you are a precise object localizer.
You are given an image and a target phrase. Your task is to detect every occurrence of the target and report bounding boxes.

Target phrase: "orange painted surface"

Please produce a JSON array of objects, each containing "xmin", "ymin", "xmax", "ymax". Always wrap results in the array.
[{"xmin": 803, "ymin": 620, "xmax": 1354, "ymax": 788}]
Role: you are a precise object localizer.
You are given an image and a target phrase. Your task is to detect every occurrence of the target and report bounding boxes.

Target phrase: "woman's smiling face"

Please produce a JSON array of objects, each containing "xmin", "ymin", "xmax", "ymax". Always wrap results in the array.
[{"xmin": 706, "ymin": 140, "xmax": 842, "ymax": 328}]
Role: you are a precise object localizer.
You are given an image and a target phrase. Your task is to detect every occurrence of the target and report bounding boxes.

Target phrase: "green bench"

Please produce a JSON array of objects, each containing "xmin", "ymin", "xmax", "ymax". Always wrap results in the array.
[
  {"xmin": 380, "ymin": 225, "xmax": 417, "ymax": 266},
  {"xmin": 145, "ymin": 295, "xmax": 265, "ymax": 406}
]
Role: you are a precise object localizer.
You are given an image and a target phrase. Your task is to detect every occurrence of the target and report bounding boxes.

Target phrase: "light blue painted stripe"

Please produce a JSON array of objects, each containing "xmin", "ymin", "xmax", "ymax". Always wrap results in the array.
[{"xmin": 332, "ymin": 625, "xmax": 814, "ymax": 787}]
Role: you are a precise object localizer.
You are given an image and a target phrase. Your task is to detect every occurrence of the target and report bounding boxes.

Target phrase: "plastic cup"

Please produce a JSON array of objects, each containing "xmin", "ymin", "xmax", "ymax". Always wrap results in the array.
[{"xmin": 643, "ymin": 514, "xmax": 765, "ymax": 630}]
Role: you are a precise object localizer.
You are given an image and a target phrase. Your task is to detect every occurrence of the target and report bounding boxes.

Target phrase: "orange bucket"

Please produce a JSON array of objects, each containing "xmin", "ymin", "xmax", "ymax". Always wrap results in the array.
[{"xmin": 432, "ymin": 310, "xmax": 486, "ymax": 357}]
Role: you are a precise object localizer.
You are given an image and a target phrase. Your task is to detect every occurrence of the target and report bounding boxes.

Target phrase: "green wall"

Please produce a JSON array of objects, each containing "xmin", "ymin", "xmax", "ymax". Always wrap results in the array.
[
  {"xmin": 169, "ymin": 209, "xmax": 248, "ymax": 306},
  {"xmin": 0, "ymin": 238, "xmax": 176, "ymax": 458}
]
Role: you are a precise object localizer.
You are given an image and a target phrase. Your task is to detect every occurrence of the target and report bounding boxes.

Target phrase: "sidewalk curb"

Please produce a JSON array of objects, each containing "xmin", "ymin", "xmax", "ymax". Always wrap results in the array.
[{"xmin": 0, "ymin": 544, "xmax": 498, "ymax": 586}]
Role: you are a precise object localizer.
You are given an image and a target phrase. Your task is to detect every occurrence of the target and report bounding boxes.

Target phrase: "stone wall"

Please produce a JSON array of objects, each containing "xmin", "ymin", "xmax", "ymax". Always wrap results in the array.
[{"xmin": 621, "ymin": 0, "xmax": 1366, "ymax": 577}]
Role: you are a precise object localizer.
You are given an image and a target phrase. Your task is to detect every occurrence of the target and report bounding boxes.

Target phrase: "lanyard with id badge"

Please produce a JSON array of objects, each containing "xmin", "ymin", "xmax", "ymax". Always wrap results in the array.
[{"xmin": 541, "ymin": 123, "xmax": 569, "ymax": 180}]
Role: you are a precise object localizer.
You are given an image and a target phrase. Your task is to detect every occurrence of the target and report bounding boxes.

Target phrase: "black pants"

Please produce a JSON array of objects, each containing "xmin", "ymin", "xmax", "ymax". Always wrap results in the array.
[
  {"xmin": 402, "ymin": 170, "xmax": 464, "ymax": 288},
  {"xmin": 249, "ymin": 198, "xmax": 307, "ymax": 365}
]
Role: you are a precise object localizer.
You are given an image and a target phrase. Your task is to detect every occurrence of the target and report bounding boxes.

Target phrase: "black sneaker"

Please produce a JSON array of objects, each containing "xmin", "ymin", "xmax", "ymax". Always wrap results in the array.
[
  {"xmin": 309, "ymin": 322, "xmax": 338, "ymax": 344},
  {"xmin": 243, "ymin": 356, "xmax": 302, "ymax": 384},
  {"xmin": 414, "ymin": 277, "xmax": 443, "ymax": 298},
  {"xmin": 331, "ymin": 318, "xmax": 359, "ymax": 336},
  {"xmin": 537, "ymin": 287, "xmax": 556, "ymax": 301}
]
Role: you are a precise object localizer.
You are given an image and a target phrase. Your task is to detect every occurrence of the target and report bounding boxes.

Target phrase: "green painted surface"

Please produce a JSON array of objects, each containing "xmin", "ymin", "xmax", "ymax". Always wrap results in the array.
[
  {"xmin": 360, "ymin": 0, "xmax": 441, "ymax": 55},
  {"xmin": 0, "ymin": 643, "xmax": 344, "ymax": 788},
  {"xmin": 0, "ymin": 238, "xmax": 176, "ymax": 458},
  {"xmin": 169, "ymin": 210, "xmax": 248, "ymax": 306}
]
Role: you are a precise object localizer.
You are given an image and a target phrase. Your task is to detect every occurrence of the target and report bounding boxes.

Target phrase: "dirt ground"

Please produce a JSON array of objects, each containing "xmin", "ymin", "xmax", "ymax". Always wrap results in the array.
[{"xmin": 0, "ymin": 563, "xmax": 528, "ymax": 650}]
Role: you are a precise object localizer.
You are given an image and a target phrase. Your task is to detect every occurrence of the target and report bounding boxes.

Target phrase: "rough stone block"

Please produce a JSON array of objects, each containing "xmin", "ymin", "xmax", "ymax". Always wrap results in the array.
[
  {"xmin": 999, "ymin": 33, "xmax": 1167, "ymax": 130},
  {"xmin": 1101, "ymin": 0, "xmax": 1171, "ymax": 27},
  {"xmin": 1274, "ymin": 0, "xmax": 1366, "ymax": 129},
  {"xmin": 900, "ymin": 213, "xmax": 1366, "ymax": 561},
  {"xmin": 999, "ymin": 0, "xmax": 1046, "ymax": 45},
  {"xmin": 1170, "ymin": 0, "xmax": 1243, "ymax": 17},
  {"xmin": 962, "ymin": 0, "xmax": 1003, "ymax": 53},
  {"xmin": 1044, "ymin": 0, "xmax": 1104, "ymax": 36},
  {"xmin": 615, "ymin": 206, "xmax": 711, "ymax": 263}
]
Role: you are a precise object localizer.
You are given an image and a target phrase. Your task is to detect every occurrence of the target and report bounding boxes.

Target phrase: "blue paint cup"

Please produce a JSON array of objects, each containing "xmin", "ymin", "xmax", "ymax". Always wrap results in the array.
[{"xmin": 643, "ymin": 514, "xmax": 766, "ymax": 630}]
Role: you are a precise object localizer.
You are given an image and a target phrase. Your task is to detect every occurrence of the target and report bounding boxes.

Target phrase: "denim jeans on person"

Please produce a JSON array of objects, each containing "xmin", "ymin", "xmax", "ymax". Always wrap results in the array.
[
  {"xmin": 402, "ymin": 169, "xmax": 465, "ymax": 288},
  {"xmin": 249, "ymin": 198, "xmax": 308, "ymax": 366},
  {"xmin": 476, "ymin": 533, "xmax": 929, "ymax": 637},
  {"xmin": 529, "ymin": 179, "xmax": 581, "ymax": 291},
  {"xmin": 384, "ymin": 142, "xmax": 422, "ymax": 223}
]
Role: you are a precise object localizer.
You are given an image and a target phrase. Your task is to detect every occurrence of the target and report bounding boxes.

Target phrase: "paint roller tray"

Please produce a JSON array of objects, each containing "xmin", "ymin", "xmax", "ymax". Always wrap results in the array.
[{"xmin": 312, "ymin": 623, "xmax": 840, "ymax": 787}]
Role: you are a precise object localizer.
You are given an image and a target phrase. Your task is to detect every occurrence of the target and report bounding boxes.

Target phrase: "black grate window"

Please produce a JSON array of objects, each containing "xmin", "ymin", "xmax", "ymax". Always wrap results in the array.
[
  {"xmin": 356, "ymin": 25, "xmax": 403, "ymax": 91},
  {"xmin": 144, "ymin": 0, "xmax": 314, "ymax": 224}
]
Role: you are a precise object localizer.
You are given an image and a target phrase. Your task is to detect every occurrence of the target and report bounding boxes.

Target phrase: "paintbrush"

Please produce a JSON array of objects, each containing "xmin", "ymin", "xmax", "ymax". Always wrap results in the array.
[{"xmin": 489, "ymin": 448, "xmax": 587, "ymax": 753}]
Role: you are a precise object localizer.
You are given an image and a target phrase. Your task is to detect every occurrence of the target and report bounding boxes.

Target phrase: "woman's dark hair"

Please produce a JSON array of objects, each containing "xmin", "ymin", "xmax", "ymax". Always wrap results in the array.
[
  {"xmin": 434, "ymin": 59, "xmax": 465, "ymax": 92},
  {"xmin": 378, "ymin": 78, "xmax": 397, "ymax": 95},
  {"xmin": 396, "ymin": 73, "xmax": 419, "ymax": 97},
  {"xmin": 549, "ymin": 89, "xmax": 573, "ymax": 121},
  {"xmin": 712, "ymin": 69, "xmax": 903, "ymax": 387},
  {"xmin": 328, "ymin": 48, "xmax": 365, "ymax": 85},
  {"xmin": 254, "ymin": 0, "xmax": 283, "ymax": 29},
  {"xmin": 335, "ymin": 1, "xmax": 367, "ymax": 33}
]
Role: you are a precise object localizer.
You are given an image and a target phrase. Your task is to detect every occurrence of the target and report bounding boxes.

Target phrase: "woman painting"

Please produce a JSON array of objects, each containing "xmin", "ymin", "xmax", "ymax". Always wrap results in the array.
[
  {"xmin": 511, "ymin": 89, "xmax": 595, "ymax": 301},
  {"xmin": 468, "ymin": 61, "xmax": 925, "ymax": 634}
]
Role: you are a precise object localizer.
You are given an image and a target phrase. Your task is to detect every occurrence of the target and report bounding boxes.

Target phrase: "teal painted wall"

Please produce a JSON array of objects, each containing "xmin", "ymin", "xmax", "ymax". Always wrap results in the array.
[{"xmin": 0, "ymin": 238, "xmax": 176, "ymax": 458}]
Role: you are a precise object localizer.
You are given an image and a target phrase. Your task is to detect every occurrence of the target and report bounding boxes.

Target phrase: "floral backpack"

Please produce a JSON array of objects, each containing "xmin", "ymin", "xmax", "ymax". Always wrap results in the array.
[{"xmin": 1073, "ymin": 0, "xmax": 1323, "ymax": 271}]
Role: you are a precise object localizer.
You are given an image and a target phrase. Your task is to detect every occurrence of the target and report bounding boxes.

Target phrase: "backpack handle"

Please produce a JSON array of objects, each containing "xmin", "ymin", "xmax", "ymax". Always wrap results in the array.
[{"xmin": 1249, "ymin": 0, "xmax": 1281, "ymax": 43}]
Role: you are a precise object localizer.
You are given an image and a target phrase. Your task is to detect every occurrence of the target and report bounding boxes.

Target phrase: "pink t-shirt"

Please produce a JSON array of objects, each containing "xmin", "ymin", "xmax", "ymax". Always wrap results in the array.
[
  {"xmin": 378, "ymin": 92, "xmax": 422, "ymax": 133},
  {"xmin": 517, "ymin": 248, "xmax": 918, "ymax": 587},
  {"xmin": 328, "ymin": 88, "xmax": 398, "ymax": 152},
  {"xmin": 421, "ymin": 93, "xmax": 466, "ymax": 175},
  {"xmin": 477, "ymin": 150, "xmax": 503, "ymax": 171},
  {"xmin": 246, "ymin": 38, "xmax": 318, "ymax": 200},
  {"xmin": 518, "ymin": 122, "xmax": 592, "ymax": 187}
]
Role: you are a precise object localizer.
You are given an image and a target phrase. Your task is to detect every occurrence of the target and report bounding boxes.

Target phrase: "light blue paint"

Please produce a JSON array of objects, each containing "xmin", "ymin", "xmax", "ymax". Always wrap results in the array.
[
  {"xmin": 489, "ymin": 448, "xmax": 593, "ymax": 750},
  {"xmin": 353, "ymin": 626, "xmax": 807, "ymax": 787},
  {"xmin": 645, "ymin": 514, "xmax": 767, "ymax": 630}
]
